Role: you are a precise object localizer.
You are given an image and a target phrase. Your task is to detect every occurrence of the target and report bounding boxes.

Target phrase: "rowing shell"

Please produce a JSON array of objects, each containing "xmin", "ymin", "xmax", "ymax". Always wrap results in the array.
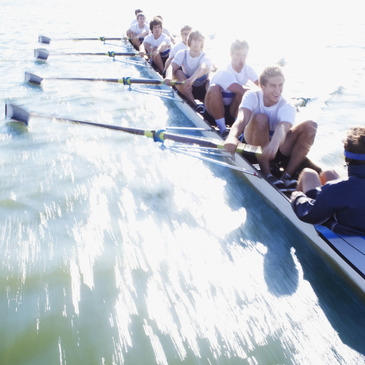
[{"xmin": 131, "ymin": 46, "xmax": 365, "ymax": 295}]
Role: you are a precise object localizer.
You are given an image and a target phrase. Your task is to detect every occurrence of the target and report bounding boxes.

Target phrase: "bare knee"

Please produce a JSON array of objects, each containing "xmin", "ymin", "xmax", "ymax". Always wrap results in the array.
[
  {"xmin": 253, "ymin": 113, "xmax": 269, "ymax": 128},
  {"xmin": 297, "ymin": 167, "xmax": 321, "ymax": 193},
  {"xmin": 302, "ymin": 120, "xmax": 318, "ymax": 139},
  {"xmin": 205, "ymin": 84, "xmax": 222, "ymax": 103},
  {"xmin": 320, "ymin": 169, "xmax": 340, "ymax": 185}
]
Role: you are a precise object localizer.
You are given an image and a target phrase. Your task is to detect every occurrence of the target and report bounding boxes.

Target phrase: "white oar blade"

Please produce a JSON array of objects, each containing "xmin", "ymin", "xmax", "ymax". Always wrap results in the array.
[
  {"xmin": 5, "ymin": 103, "xmax": 30, "ymax": 125},
  {"xmin": 25, "ymin": 72, "xmax": 43, "ymax": 84},
  {"xmin": 38, "ymin": 35, "xmax": 51, "ymax": 44},
  {"xmin": 34, "ymin": 49, "xmax": 49, "ymax": 60}
]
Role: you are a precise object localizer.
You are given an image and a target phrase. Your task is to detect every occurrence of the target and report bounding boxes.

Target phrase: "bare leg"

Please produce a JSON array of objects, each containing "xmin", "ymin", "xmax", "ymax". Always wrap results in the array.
[
  {"xmin": 297, "ymin": 168, "xmax": 321, "ymax": 193},
  {"xmin": 151, "ymin": 48, "xmax": 164, "ymax": 73},
  {"xmin": 205, "ymin": 85, "xmax": 224, "ymax": 119},
  {"xmin": 175, "ymin": 69, "xmax": 196, "ymax": 107},
  {"xmin": 131, "ymin": 38, "xmax": 142, "ymax": 49},
  {"xmin": 244, "ymin": 113, "xmax": 271, "ymax": 175},
  {"xmin": 280, "ymin": 120, "xmax": 318, "ymax": 176},
  {"xmin": 320, "ymin": 169, "xmax": 340, "ymax": 185},
  {"xmin": 229, "ymin": 92, "xmax": 244, "ymax": 120}
]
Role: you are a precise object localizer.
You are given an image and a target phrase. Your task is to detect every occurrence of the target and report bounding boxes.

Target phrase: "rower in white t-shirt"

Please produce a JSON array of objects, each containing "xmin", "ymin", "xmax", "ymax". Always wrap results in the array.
[
  {"xmin": 224, "ymin": 65, "xmax": 318, "ymax": 190},
  {"xmin": 140, "ymin": 17, "xmax": 171, "ymax": 74},
  {"xmin": 205, "ymin": 40, "xmax": 258, "ymax": 135},
  {"xmin": 164, "ymin": 25, "xmax": 192, "ymax": 73},
  {"xmin": 126, "ymin": 13, "xmax": 150, "ymax": 49},
  {"xmin": 165, "ymin": 30, "xmax": 211, "ymax": 113}
]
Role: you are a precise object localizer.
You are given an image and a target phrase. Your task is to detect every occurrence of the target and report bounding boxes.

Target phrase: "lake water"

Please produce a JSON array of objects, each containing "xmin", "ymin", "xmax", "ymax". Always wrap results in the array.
[{"xmin": 1, "ymin": 0, "xmax": 365, "ymax": 364}]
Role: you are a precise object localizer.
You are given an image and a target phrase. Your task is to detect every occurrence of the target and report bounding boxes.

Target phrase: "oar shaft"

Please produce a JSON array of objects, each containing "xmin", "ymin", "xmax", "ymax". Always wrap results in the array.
[
  {"xmin": 5, "ymin": 104, "xmax": 261, "ymax": 155},
  {"xmin": 38, "ymin": 35, "xmax": 127, "ymax": 44},
  {"xmin": 25, "ymin": 72, "xmax": 184, "ymax": 86}
]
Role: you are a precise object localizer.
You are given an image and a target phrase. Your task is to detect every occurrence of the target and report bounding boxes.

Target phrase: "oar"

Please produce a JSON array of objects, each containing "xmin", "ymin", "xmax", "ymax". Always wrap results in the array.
[
  {"xmin": 24, "ymin": 72, "xmax": 184, "ymax": 86},
  {"xmin": 34, "ymin": 49, "xmax": 138, "ymax": 61},
  {"xmin": 5, "ymin": 103, "xmax": 261, "ymax": 158},
  {"xmin": 38, "ymin": 35, "xmax": 128, "ymax": 44}
]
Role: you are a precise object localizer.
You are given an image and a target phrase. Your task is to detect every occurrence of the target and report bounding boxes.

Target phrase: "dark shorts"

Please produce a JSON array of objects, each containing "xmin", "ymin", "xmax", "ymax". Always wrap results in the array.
[
  {"xmin": 224, "ymin": 105, "xmax": 236, "ymax": 125},
  {"xmin": 270, "ymin": 149, "xmax": 291, "ymax": 168},
  {"xmin": 192, "ymin": 80, "xmax": 208, "ymax": 102},
  {"xmin": 204, "ymin": 104, "xmax": 236, "ymax": 126}
]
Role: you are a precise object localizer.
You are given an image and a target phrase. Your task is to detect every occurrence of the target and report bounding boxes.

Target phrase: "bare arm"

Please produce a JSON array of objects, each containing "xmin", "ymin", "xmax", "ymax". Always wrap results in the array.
[
  {"xmin": 139, "ymin": 41, "xmax": 150, "ymax": 56},
  {"xmin": 165, "ymin": 61, "xmax": 179, "ymax": 82},
  {"xmin": 261, "ymin": 121, "xmax": 291, "ymax": 161},
  {"xmin": 224, "ymin": 107, "xmax": 252, "ymax": 153},
  {"xmin": 184, "ymin": 62, "xmax": 210, "ymax": 89}
]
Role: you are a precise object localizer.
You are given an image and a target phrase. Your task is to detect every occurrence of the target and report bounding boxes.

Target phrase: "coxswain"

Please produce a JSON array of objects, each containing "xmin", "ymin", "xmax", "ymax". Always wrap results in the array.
[{"xmin": 292, "ymin": 126, "xmax": 365, "ymax": 235}]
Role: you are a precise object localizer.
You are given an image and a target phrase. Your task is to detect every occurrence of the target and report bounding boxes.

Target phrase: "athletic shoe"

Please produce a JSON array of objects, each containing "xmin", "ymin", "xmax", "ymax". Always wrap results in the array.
[
  {"xmin": 221, "ymin": 129, "xmax": 230, "ymax": 140},
  {"xmin": 281, "ymin": 172, "xmax": 297, "ymax": 189},
  {"xmin": 266, "ymin": 174, "xmax": 285, "ymax": 189},
  {"xmin": 195, "ymin": 104, "xmax": 205, "ymax": 114}
]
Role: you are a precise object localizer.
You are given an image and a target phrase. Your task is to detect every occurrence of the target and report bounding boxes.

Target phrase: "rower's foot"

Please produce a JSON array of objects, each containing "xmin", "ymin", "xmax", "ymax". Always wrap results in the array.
[
  {"xmin": 221, "ymin": 129, "xmax": 230, "ymax": 140},
  {"xmin": 195, "ymin": 104, "xmax": 205, "ymax": 114},
  {"xmin": 281, "ymin": 172, "xmax": 297, "ymax": 190},
  {"xmin": 266, "ymin": 174, "xmax": 285, "ymax": 190}
]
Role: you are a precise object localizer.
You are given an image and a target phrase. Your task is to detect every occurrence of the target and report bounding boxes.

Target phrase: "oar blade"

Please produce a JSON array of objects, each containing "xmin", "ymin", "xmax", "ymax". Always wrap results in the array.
[
  {"xmin": 5, "ymin": 103, "xmax": 30, "ymax": 125},
  {"xmin": 25, "ymin": 72, "xmax": 43, "ymax": 85},
  {"xmin": 38, "ymin": 35, "xmax": 51, "ymax": 44},
  {"xmin": 34, "ymin": 48, "xmax": 49, "ymax": 60}
]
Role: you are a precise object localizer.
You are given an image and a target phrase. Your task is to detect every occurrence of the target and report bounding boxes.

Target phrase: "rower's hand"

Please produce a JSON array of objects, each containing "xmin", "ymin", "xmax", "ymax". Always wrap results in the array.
[
  {"xmin": 163, "ymin": 78, "xmax": 172, "ymax": 86},
  {"xmin": 261, "ymin": 143, "xmax": 278, "ymax": 163},
  {"xmin": 151, "ymin": 49, "xmax": 159, "ymax": 58},
  {"xmin": 183, "ymin": 78, "xmax": 194, "ymax": 89},
  {"xmin": 224, "ymin": 134, "xmax": 239, "ymax": 154},
  {"xmin": 290, "ymin": 190, "xmax": 301, "ymax": 201}
]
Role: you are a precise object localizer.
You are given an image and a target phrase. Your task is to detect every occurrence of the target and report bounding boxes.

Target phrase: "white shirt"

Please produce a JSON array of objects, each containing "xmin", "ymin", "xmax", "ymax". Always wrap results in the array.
[
  {"xmin": 241, "ymin": 90, "xmax": 296, "ymax": 132},
  {"xmin": 143, "ymin": 33, "xmax": 171, "ymax": 49},
  {"xmin": 211, "ymin": 63, "xmax": 258, "ymax": 105},
  {"xmin": 173, "ymin": 49, "xmax": 212, "ymax": 86},
  {"xmin": 168, "ymin": 41, "xmax": 187, "ymax": 59},
  {"xmin": 128, "ymin": 23, "xmax": 150, "ymax": 37}
]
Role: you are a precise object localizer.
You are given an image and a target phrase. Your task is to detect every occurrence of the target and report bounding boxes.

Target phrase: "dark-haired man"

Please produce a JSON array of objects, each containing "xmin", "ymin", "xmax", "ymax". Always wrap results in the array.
[
  {"xmin": 292, "ymin": 126, "xmax": 365, "ymax": 235},
  {"xmin": 140, "ymin": 17, "xmax": 171, "ymax": 74}
]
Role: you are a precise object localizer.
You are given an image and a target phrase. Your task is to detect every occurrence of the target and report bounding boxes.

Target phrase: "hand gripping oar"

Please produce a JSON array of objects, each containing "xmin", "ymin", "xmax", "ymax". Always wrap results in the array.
[
  {"xmin": 5, "ymin": 103, "xmax": 261, "ymax": 161},
  {"xmin": 38, "ymin": 35, "xmax": 128, "ymax": 44},
  {"xmin": 34, "ymin": 49, "xmax": 138, "ymax": 61},
  {"xmin": 25, "ymin": 72, "xmax": 184, "ymax": 86}
]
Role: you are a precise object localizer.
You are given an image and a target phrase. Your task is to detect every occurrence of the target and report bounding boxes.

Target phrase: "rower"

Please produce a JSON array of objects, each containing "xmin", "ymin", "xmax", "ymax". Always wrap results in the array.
[
  {"xmin": 204, "ymin": 40, "xmax": 259, "ymax": 137},
  {"xmin": 139, "ymin": 17, "xmax": 172, "ymax": 75},
  {"xmin": 224, "ymin": 65, "xmax": 318, "ymax": 190},
  {"xmin": 126, "ymin": 12, "xmax": 150, "ymax": 50},
  {"xmin": 165, "ymin": 30, "xmax": 212, "ymax": 114},
  {"xmin": 128, "ymin": 9, "xmax": 149, "ymax": 29},
  {"xmin": 292, "ymin": 126, "xmax": 365, "ymax": 236},
  {"xmin": 164, "ymin": 25, "xmax": 192, "ymax": 74},
  {"xmin": 154, "ymin": 15, "xmax": 176, "ymax": 45}
]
